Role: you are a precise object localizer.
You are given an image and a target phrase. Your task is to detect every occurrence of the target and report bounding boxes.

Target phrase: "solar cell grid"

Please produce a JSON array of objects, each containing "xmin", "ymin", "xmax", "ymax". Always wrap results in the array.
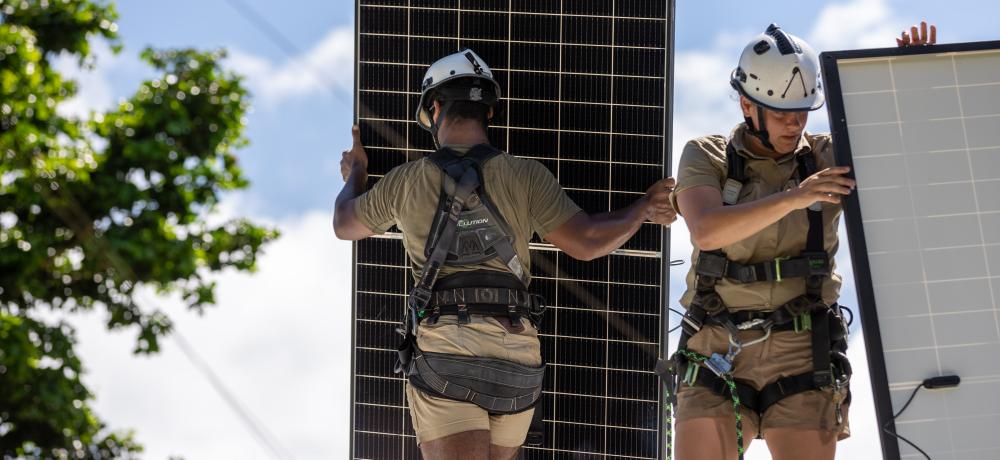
[
  {"xmin": 353, "ymin": 1, "xmax": 673, "ymax": 458},
  {"xmin": 823, "ymin": 41, "xmax": 1000, "ymax": 460}
]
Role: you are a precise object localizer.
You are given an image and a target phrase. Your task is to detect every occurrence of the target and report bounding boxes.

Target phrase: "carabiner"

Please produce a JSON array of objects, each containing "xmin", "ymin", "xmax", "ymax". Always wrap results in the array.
[{"xmin": 729, "ymin": 326, "xmax": 772, "ymax": 350}]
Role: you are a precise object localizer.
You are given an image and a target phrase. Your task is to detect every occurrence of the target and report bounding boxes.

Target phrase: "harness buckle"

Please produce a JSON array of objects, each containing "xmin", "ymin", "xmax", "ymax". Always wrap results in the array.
[
  {"xmin": 813, "ymin": 369, "xmax": 834, "ymax": 389},
  {"xmin": 793, "ymin": 312, "xmax": 812, "ymax": 333},
  {"xmin": 681, "ymin": 312, "xmax": 704, "ymax": 335},
  {"xmin": 696, "ymin": 251, "xmax": 729, "ymax": 278},
  {"xmin": 684, "ymin": 362, "xmax": 701, "ymax": 385},
  {"xmin": 773, "ymin": 256, "xmax": 790, "ymax": 282},
  {"xmin": 698, "ymin": 292, "xmax": 727, "ymax": 316},
  {"xmin": 507, "ymin": 305, "xmax": 522, "ymax": 324},
  {"xmin": 456, "ymin": 304, "xmax": 470, "ymax": 324},
  {"xmin": 802, "ymin": 252, "xmax": 830, "ymax": 276},
  {"xmin": 722, "ymin": 178, "xmax": 743, "ymax": 205},
  {"xmin": 425, "ymin": 307, "xmax": 441, "ymax": 325},
  {"xmin": 410, "ymin": 286, "xmax": 434, "ymax": 311}
]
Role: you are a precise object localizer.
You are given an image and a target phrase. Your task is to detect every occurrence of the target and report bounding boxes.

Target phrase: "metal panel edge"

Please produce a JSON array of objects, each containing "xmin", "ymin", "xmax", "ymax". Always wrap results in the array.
[
  {"xmin": 821, "ymin": 39, "xmax": 1000, "ymax": 61},
  {"xmin": 657, "ymin": 1, "xmax": 677, "ymax": 459},
  {"xmin": 349, "ymin": 1, "xmax": 360, "ymax": 458},
  {"xmin": 819, "ymin": 49, "xmax": 898, "ymax": 460}
]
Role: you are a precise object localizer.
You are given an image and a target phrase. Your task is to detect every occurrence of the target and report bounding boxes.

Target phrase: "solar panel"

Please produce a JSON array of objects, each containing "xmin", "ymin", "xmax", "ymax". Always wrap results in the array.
[
  {"xmin": 822, "ymin": 41, "xmax": 1000, "ymax": 460},
  {"xmin": 352, "ymin": 1, "xmax": 675, "ymax": 458}
]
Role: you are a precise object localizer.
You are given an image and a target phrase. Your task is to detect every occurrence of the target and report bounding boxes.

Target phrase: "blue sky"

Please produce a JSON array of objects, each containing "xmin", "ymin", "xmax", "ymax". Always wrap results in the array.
[{"xmin": 54, "ymin": 0, "xmax": 998, "ymax": 459}]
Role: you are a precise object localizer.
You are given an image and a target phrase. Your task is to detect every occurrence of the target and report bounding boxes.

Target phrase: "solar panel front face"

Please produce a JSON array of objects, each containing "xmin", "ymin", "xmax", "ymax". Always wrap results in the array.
[
  {"xmin": 353, "ymin": 1, "xmax": 673, "ymax": 458},
  {"xmin": 822, "ymin": 42, "xmax": 1000, "ymax": 460}
]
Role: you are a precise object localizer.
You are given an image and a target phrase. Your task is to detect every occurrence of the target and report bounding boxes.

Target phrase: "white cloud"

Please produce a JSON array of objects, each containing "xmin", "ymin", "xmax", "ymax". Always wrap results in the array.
[
  {"xmin": 72, "ymin": 207, "xmax": 352, "ymax": 459},
  {"xmin": 51, "ymin": 24, "xmax": 355, "ymax": 116},
  {"xmin": 670, "ymin": 0, "xmax": 910, "ymax": 167},
  {"xmin": 808, "ymin": 0, "xmax": 906, "ymax": 51},
  {"xmin": 227, "ymin": 26, "xmax": 354, "ymax": 108}
]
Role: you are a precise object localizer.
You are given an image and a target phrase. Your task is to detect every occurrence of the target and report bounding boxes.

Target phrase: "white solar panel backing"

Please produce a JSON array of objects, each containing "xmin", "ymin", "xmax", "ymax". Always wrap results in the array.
[{"xmin": 822, "ymin": 41, "xmax": 1000, "ymax": 460}]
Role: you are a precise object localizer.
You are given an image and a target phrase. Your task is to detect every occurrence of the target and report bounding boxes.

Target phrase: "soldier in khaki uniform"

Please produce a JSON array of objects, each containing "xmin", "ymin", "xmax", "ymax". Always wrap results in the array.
[
  {"xmin": 334, "ymin": 50, "xmax": 676, "ymax": 460},
  {"xmin": 670, "ymin": 23, "xmax": 936, "ymax": 460}
]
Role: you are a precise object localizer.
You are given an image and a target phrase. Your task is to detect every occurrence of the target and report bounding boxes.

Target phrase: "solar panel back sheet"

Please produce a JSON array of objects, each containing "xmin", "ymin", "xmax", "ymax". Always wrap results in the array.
[
  {"xmin": 352, "ymin": 1, "xmax": 674, "ymax": 458},
  {"xmin": 822, "ymin": 41, "xmax": 1000, "ymax": 460}
]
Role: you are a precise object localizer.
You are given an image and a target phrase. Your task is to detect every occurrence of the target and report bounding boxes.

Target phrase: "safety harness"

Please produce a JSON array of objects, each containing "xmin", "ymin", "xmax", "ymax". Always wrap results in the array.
[
  {"xmin": 395, "ymin": 144, "xmax": 547, "ymax": 418},
  {"xmin": 657, "ymin": 139, "xmax": 852, "ymax": 460}
]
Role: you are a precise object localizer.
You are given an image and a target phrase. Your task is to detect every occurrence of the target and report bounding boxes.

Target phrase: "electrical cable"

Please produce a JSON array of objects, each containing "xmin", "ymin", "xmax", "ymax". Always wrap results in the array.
[
  {"xmin": 172, "ymin": 328, "xmax": 297, "ymax": 460},
  {"xmin": 882, "ymin": 375, "xmax": 961, "ymax": 460},
  {"xmin": 882, "ymin": 382, "xmax": 931, "ymax": 460},
  {"xmin": 668, "ymin": 307, "xmax": 685, "ymax": 333}
]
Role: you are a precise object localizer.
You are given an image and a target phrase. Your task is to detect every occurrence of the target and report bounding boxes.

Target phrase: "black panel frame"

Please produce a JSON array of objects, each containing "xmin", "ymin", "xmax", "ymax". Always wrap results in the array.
[
  {"xmin": 353, "ymin": 1, "xmax": 676, "ymax": 458},
  {"xmin": 820, "ymin": 39, "xmax": 1000, "ymax": 460}
]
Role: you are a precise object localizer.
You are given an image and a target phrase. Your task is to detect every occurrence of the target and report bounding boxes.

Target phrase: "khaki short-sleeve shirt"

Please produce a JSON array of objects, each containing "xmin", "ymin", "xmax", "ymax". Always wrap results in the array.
[
  {"xmin": 354, "ymin": 145, "xmax": 582, "ymax": 284},
  {"xmin": 671, "ymin": 124, "xmax": 843, "ymax": 311}
]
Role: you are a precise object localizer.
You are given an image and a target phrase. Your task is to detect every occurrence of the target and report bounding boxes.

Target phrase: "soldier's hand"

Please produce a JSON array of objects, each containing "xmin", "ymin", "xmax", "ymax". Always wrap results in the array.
[
  {"xmin": 644, "ymin": 177, "xmax": 677, "ymax": 226},
  {"xmin": 341, "ymin": 125, "xmax": 369, "ymax": 181},
  {"xmin": 897, "ymin": 21, "xmax": 936, "ymax": 47},
  {"xmin": 789, "ymin": 166, "xmax": 855, "ymax": 208}
]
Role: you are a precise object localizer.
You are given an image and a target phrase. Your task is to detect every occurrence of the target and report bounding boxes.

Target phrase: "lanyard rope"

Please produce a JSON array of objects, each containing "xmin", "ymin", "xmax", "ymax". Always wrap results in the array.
[{"xmin": 669, "ymin": 349, "xmax": 746, "ymax": 460}]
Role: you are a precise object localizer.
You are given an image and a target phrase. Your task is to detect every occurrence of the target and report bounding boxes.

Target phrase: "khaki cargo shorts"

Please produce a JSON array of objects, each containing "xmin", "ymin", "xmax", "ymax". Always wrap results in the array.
[
  {"xmin": 405, "ymin": 315, "xmax": 543, "ymax": 447},
  {"xmin": 676, "ymin": 325, "xmax": 850, "ymax": 440}
]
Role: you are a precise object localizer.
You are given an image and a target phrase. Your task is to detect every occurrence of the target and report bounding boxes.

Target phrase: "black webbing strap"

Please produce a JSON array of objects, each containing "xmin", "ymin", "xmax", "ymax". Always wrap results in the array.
[
  {"xmin": 811, "ymin": 306, "xmax": 833, "ymax": 386},
  {"xmin": 696, "ymin": 251, "xmax": 830, "ymax": 284},
  {"xmin": 423, "ymin": 304, "xmax": 537, "ymax": 326},
  {"xmin": 395, "ymin": 165, "xmax": 480, "ymax": 373},
  {"xmin": 722, "ymin": 141, "xmax": 746, "ymax": 205},
  {"xmin": 410, "ymin": 166, "xmax": 480, "ymax": 312},
  {"xmin": 797, "ymin": 152, "xmax": 824, "ymax": 254},
  {"xmin": 687, "ymin": 362, "xmax": 814, "ymax": 415},
  {"xmin": 427, "ymin": 144, "xmax": 499, "ymax": 176},
  {"xmin": 408, "ymin": 347, "xmax": 544, "ymax": 415},
  {"xmin": 681, "ymin": 307, "xmax": 853, "ymax": 417},
  {"xmin": 427, "ymin": 145, "xmax": 528, "ymax": 285},
  {"xmin": 726, "ymin": 141, "xmax": 746, "ymax": 183},
  {"xmin": 430, "ymin": 286, "xmax": 538, "ymax": 309},
  {"xmin": 795, "ymin": 151, "xmax": 835, "ymax": 389}
]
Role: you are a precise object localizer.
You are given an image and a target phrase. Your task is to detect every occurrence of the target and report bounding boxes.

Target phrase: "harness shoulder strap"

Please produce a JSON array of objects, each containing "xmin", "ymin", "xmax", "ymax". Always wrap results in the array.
[
  {"xmin": 722, "ymin": 140, "xmax": 746, "ymax": 205},
  {"xmin": 796, "ymin": 151, "xmax": 824, "ymax": 254},
  {"xmin": 425, "ymin": 145, "xmax": 527, "ymax": 286},
  {"xmin": 427, "ymin": 144, "xmax": 501, "ymax": 179},
  {"xmin": 396, "ymin": 165, "xmax": 480, "ymax": 373}
]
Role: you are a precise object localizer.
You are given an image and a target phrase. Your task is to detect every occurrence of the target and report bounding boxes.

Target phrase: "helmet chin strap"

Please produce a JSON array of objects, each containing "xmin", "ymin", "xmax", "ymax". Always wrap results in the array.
[
  {"xmin": 745, "ymin": 104, "xmax": 776, "ymax": 152},
  {"xmin": 429, "ymin": 99, "xmax": 455, "ymax": 150}
]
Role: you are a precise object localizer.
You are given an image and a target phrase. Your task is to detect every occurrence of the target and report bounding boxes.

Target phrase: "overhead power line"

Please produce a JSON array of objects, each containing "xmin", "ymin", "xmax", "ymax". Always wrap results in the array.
[
  {"xmin": 172, "ymin": 327, "xmax": 297, "ymax": 460},
  {"xmin": 223, "ymin": 0, "xmax": 409, "ymax": 149}
]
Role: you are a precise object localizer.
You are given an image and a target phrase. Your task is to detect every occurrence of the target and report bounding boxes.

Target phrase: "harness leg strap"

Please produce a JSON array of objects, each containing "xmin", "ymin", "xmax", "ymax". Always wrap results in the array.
[{"xmin": 811, "ymin": 308, "xmax": 832, "ymax": 387}]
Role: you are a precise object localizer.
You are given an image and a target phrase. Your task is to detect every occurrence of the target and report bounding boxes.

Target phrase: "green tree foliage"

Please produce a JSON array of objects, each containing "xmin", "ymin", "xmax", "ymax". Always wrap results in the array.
[{"xmin": 0, "ymin": 0, "xmax": 277, "ymax": 456}]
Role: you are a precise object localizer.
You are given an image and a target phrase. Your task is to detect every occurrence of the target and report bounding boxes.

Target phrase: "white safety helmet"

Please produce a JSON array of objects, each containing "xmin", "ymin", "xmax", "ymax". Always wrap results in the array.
[
  {"xmin": 415, "ymin": 49, "xmax": 501, "ymax": 134},
  {"xmin": 730, "ymin": 24, "xmax": 824, "ymax": 112}
]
